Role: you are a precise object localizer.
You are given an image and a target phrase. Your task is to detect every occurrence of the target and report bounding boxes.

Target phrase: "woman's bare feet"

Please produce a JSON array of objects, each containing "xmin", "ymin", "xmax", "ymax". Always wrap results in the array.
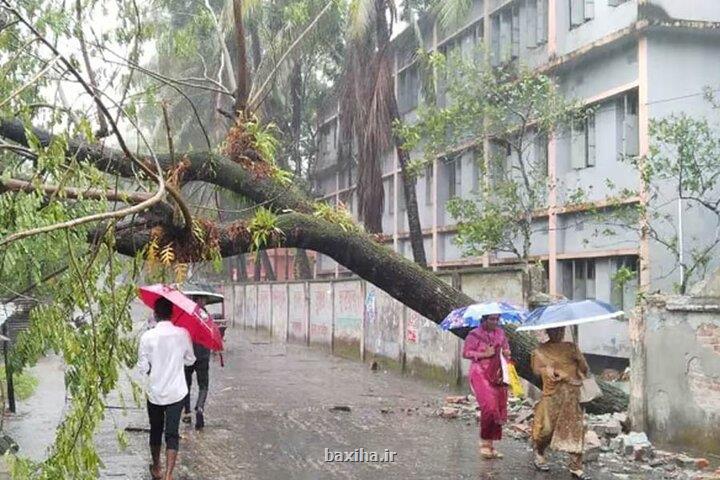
[{"xmin": 149, "ymin": 463, "xmax": 162, "ymax": 479}]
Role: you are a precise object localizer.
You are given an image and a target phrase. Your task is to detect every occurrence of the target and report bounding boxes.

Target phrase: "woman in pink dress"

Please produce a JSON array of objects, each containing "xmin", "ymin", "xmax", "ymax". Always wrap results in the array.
[{"xmin": 462, "ymin": 314, "xmax": 511, "ymax": 459}]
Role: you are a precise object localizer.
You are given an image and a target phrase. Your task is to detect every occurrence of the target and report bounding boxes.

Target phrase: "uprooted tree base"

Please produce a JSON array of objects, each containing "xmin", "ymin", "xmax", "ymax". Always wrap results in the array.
[{"xmin": 1, "ymin": 117, "xmax": 628, "ymax": 415}]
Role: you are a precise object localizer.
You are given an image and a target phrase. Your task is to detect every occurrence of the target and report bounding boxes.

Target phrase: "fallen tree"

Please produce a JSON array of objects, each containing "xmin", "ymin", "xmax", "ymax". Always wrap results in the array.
[{"xmin": 0, "ymin": 117, "xmax": 628, "ymax": 414}]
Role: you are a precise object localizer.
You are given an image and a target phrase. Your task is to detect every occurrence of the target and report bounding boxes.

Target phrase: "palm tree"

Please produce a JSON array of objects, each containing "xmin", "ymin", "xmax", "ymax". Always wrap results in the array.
[{"xmin": 340, "ymin": 0, "xmax": 427, "ymax": 267}]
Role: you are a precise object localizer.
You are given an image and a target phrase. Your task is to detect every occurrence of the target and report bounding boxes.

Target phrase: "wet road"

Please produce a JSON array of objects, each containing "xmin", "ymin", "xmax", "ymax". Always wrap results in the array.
[
  {"xmin": 131, "ymin": 329, "xmax": 617, "ymax": 480},
  {"xmin": 5, "ymin": 326, "xmax": 630, "ymax": 479}
]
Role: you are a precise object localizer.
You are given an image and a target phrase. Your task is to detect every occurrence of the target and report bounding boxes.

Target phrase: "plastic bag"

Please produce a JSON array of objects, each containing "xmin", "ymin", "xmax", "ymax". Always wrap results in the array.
[
  {"xmin": 507, "ymin": 361, "xmax": 525, "ymax": 398},
  {"xmin": 580, "ymin": 375, "xmax": 601, "ymax": 403}
]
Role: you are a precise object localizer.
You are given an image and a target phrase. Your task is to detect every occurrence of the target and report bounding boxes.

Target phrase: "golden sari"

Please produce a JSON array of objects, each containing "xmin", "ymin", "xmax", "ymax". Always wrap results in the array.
[{"xmin": 531, "ymin": 341, "xmax": 589, "ymax": 455}]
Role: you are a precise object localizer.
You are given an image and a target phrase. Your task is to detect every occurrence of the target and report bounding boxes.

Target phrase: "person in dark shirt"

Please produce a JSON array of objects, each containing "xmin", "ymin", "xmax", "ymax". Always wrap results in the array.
[{"xmin": 182, "ymin": 297, "xmax": 212, "ymax": 429}]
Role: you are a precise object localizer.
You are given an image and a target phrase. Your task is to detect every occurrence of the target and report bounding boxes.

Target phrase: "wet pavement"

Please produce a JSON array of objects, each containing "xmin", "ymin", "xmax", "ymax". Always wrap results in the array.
[
  {"xmin": 126, "ymin": 328, "xmax": 617, "ymax": 480},
  {"xmin": 3, "ymin": 326, "xmax": 628, "ymax": 479}
]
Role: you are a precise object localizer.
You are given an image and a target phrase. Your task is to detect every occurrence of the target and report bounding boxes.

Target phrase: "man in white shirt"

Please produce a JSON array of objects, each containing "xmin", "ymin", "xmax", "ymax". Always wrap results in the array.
[{"xmin": 138, "ymin": 297, "xmax": 196, "ymax": 480}]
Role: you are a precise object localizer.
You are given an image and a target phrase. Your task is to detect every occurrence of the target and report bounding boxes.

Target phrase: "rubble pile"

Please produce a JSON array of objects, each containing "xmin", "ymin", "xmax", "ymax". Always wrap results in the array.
[{"xmin": 435, "ymin": 395, "xmax": 719, "ymax": 479}]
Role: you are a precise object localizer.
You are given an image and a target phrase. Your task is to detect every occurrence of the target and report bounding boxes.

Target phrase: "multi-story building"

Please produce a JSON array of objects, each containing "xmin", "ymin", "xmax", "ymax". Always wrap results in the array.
[{"xmin": 312, "ymin": 1, "xmax": 720, "ymax": 361}]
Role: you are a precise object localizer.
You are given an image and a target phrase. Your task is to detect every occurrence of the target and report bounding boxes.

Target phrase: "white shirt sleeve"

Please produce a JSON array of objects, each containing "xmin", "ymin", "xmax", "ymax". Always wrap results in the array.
[
  {"xmin": 183, "ymin": 331, "xmax": 197, "ymax": 366},
  {"xmin": 137, "ymin": 334, "xmax": 151, "ymax": 375}
]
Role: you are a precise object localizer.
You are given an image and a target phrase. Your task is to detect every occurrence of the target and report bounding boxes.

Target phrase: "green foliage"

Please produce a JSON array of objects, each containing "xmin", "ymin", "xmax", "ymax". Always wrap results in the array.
[
  {"xmin": 399, "ymin": 56, "xmax": 583, "ymax": 261},
  {"xmin": 595, "ymin": 109, "xmax": 720, "ymax": 294},
  {"xmin": 248, "ymin": 207, "xmax": 284, "ymax": 251},
  {"xmin": 612, "ymin": 266, "xmax": 637, "ymax": 291},
  {"xmin": 313, "ymin": 201, "xmax": 361, "ymax": 233},
  {"xmin": 246, "ymin": 118, "xmax": 281, "ymax": 164},
  {"xmin": 447, "ymin": 183, "xmax": 524, "ymax": 258},
  {"xmin": 0, "ymin": 367, "xmax": 38, "ymax": 401}
]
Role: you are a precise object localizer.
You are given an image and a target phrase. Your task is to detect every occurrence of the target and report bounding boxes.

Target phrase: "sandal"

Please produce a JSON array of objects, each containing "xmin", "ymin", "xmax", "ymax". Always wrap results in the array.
[
  {"xmin": 533, "ymin": 460, "xmax": 550, "ymax": 472},
  {"xmin": 182, "ymin": 412, "xmax": 192, "ymax": 424},
  {"xmin": 479, "ymin": 447, "xmax": 495, "ymax": 459},
  {"xmin": 570, "ymin": 470, "xmax": 591, "ymax": 480},
  {"xmin": 491, "ymin": 449, "xmax": 504, "ymax": 459}
]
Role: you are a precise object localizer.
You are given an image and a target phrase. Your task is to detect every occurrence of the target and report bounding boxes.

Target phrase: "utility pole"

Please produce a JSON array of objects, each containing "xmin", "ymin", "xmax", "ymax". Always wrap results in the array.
[{"xmin": 2, "ymin": 324, "xmax": 15, "ymax": 413}]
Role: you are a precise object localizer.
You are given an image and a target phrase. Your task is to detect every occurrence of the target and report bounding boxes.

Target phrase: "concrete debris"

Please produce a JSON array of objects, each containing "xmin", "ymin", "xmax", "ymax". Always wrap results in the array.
[
  {"xmin": 600, "ymin": 368, "xmax": 622, "ymax": 382},
  {"xmin": 439, "ymin": 406, "xmax": 460, "ymax": 419},
  {"xmin": 445, "ymin": 395, "xmax": 469, "ymax": 404},
  {"xmin": 433, "ymin": 393, "xmax": 717, "ymax": 479},
  {"xmin": 584, "ymin": 430, "xmax": 602, "ymax": 462}
]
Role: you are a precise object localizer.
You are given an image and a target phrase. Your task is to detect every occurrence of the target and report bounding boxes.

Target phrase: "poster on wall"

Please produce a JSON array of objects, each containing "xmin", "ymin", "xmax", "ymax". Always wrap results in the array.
[
  {"xmin": 406, "ymin": 310, "xmax": 419, "ymax": 344},
  {"xmin": 365, "ymin": 290, "xmax": 376, "ymax": 325}
]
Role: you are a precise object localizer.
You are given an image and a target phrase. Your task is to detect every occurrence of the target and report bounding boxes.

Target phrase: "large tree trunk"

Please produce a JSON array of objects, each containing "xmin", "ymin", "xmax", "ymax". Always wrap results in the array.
[
  {"xmin": 249, "ymin": 21, "xmax": 262, "ymax": 73},
  {"xmin": 290, "ymin": 61, "xmax": 303, "ymax": 178},
  {"xmin": 294, "ymin": 249, "xmax": 313, "ymax": 279},
  {"xmin": 232, "ymin": 0, "xmax": 250, "ymax": 113},
  {"xmin": 236, "ymin": 254, "xmax": 248, "ymax": 282},
  {"xmin": 1, "ymin": 117, "xmax": 628, "ymax": 414},
  {"xmin": 389, "ymin": 95, "xmax": 427, "ymax": 268},
  {"xmin": 253, "ymin": 252, "xmax": 262, "ymax": 281}
]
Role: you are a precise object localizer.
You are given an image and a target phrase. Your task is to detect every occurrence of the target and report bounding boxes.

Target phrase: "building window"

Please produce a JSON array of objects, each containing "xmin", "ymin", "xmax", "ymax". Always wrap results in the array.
[
  {"xmin": 611, "ymin": 256, "xmax": 638, "ymax": 311},
  {"xmin": 398, "ymin": 184, "xmax": 406, "ymax": 212},
  {"xmin": 571, "ymin": 113, "xmax": 596, "ymax": 169},
  {"xmin": 398, "ymin": 64, "xmax": 419, "ymax": 114},
  {"xmin": 438, "ymin": 22, "xmax": 482, "ymax": 106},
  {"xmin": 500, "ymin": 10, "xmax": 512, "ymax": 62},
  {"xmin": 425, "ymin": 163, "xmax": 434, "ymax": 206},
  {"xmin": 536, "ymin": 0, "xmax": 549, "ymax": 44},
  {"xmin": 491, "ymin": 15, "xmax": 501, "ymax": 65},
  {"xmin": 447, "ymin": 156, "xmax": 462, "ymax": 199},
  {"xmin": 320, "ymin": 123, "xmax": 335, "ymax": 157},
  {"xmin": 561, "ymin": 259, "xmax": 596, "ymax": 300},
  {"xmin": 617, "ymin": 91, "xmax": 639, "ymax": 158},
  {"xmin": 569, "ymin": 0, "xmax": 594, "ymax": 29}
]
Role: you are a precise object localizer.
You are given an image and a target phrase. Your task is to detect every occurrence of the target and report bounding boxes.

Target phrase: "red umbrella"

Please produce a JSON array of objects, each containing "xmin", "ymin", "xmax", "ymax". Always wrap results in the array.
[{"xmin": 138, "ymin": 284, "xmax": 224, "ymax": 351}]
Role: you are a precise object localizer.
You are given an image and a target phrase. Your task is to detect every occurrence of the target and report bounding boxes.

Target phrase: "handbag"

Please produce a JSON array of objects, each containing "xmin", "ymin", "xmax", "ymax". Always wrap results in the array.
[
  {"xmin": 507, "ymin": 362, "xmax": 525, "ymax": 398},
  {"xmin": 579, "ymin": 375, "xmax": 602, "ymax": 403}
]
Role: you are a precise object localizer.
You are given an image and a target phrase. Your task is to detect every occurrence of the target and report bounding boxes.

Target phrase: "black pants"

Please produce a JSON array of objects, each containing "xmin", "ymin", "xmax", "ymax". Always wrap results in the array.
[
  {"xmin": 147, "ymin": 399, "xmax": 183, "ymax": 450},
  {"xmin": 183, "ymin": 358, "xmax": 209, "ymax": 413}
]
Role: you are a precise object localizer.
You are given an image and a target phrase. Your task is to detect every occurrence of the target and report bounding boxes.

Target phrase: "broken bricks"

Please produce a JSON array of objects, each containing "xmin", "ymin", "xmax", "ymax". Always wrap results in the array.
[
  {"xmin": 444, "ymin": 395, "xmax": 469, "ymax": 404},
  {"xmin": 439, "ymin": 406, "xmax": 460, "ymax": 419}
]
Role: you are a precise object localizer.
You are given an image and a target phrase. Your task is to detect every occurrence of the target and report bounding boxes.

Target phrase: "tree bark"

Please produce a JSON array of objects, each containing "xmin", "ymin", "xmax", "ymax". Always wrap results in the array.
[
  {"xmin": 290, "ymin": 61, "xmax": 303, "ymax": 178},
  {"xmin": 5, "ymin": 117, "xmax": 628, "ymax": 414},
  {"xmin": 294, "ymin": 249, "xmax": 312, "ymax": 279},
  {"xmin": 249, "ymin": 21, "xmax": 262, "ymax": 73},
  {"xmin": 232, "ymin": 0, "xmax": 250, "ymax": 113},
  {"xmin": 236, "ymin": 254, "xmax": 248, "ymax": 281},
  {"xmin": 389, "ymin": 94, "xmax": 427, "ymax": 268},
  {"xmin": 374, "ymin": 0, "xmax": 426, "ymax": 267},
  {"xmin": 253, "ymin": 251, "xmax": 262, "ymax": 281}
]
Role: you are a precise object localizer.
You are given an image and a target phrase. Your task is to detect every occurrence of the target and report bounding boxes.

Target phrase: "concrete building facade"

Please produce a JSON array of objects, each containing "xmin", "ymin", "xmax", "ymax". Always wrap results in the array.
[{"xmin": 312, "ymin": 1, "xmax": 720, "ymax": 360}]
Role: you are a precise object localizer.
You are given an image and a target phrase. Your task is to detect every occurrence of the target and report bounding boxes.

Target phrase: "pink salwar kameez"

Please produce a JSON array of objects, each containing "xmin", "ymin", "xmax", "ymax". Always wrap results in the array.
[{"xmin": 462, "ymin": 327, "xmax": 510, "ymax": 441}]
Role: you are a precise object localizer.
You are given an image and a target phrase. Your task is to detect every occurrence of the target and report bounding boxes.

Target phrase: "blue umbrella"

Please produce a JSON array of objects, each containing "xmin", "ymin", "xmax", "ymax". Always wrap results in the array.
[
  {"xmin": 440, "ymin": 302, "xmax": 526, "ymax": 332},
  {"xmin": 516, "ymin": 299, "xmax": 624, "ymax": 332}
]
